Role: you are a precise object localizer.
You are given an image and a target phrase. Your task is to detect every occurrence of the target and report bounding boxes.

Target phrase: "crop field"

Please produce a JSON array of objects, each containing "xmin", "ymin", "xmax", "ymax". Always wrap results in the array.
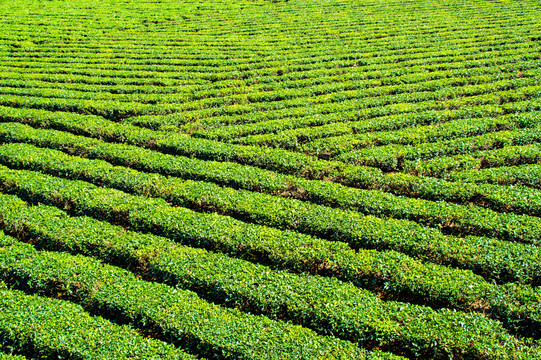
[{"xmin": 0, "ymin": 0, "xmax": 540, "ymax": 358}]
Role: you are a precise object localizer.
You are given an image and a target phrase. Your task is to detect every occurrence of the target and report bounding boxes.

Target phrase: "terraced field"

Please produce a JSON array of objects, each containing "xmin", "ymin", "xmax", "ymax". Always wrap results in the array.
[{"xmin": 0, "ymin": 0, "xmax": 540, "ymax": 358}]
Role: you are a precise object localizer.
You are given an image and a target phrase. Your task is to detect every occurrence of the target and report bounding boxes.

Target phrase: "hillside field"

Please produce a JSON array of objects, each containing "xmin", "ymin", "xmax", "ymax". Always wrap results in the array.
[{"xmin": 0, "ymin": 0, "xmax": 540, "ymax": 358}]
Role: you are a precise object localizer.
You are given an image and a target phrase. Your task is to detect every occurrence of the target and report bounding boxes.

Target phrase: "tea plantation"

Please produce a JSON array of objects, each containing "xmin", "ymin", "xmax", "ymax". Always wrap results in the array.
[{"xmin": 0, "ymin": 0, "xmax": 540, "ymax": 358}]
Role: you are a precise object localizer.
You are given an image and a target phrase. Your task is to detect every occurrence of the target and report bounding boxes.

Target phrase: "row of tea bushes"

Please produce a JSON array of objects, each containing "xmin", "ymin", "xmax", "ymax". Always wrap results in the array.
[
  {"xmin": 298, "ymin": 105, "xmax": 540, "ymax": 158},
  {"xmin": 338, "ymin": 104, "xmax": 541, "ymax": 171},
  {"xmin": 0, "ymin": 119, "xmax": 540, "ymax": 243},
  {"xmin": 0, "ymin": 234, "xmax": 381, "ymax": 360},
  {"xmin": 0, "ymin": 238, "xmax": 193, "ymax": 359},
  {"xmin": 447, "ymin": 164, "xmax": 541, "ymax": 189},
  {"xmin": 1, "ymin": 196, "xmax": 540, "ymax": 356},
  {"xmin": 405, "ymin": 143, "xmax": 541, "ymax": 177},
  {"xmin": 202, "ymin": 75, "xmax": 540, "ymax": 143},
  {"xmin": 1, "ymin": 168, "xmax": 540, "ymax": 339},
  {"xmin": 0, "ymin": 142, "xmax": 540, "ymax": 286}
]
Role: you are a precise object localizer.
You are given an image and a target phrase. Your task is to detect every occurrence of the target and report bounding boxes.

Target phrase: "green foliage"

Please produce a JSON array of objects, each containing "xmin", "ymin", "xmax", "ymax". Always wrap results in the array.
[
  {"xmin": 0, "ymin": 232, "xmax": 379, "ymax": 360},
  {"xmin": 0, "ymin": 165, "xmax": 540, "ymax": 341},
  {"xmin": 0, "ymin": 141, "xmax": 540, "ymax": 288},
  {"xmin": 0, "ymin": 204, "xmax": 539, "ymax": 358},
  {"xmin": 0, "ymin": 352, "xmax": 25, "ymax": 360},
  {"xmin": 448, "ymin": 163, "xmax": 541, "ymax": 188},
  {"xmin": 1, "ymin": 120, "xmax": 541, "ymax": 246},
  {"xmin": 0, "ymin": 263, "xmax": 192, "ymax": 359},
  {"xmin": 0, "ymin": 0, "xmax": 540, "ymax": 357}
]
